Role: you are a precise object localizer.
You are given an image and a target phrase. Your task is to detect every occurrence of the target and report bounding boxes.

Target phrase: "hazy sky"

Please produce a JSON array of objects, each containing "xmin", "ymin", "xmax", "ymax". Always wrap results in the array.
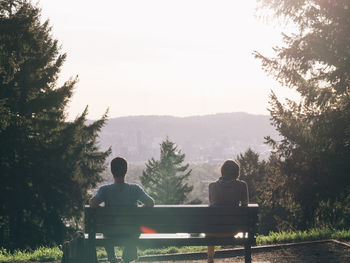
[{"xmin": 38, "ymin": 0, "xmax": 297, "ymax": 120}]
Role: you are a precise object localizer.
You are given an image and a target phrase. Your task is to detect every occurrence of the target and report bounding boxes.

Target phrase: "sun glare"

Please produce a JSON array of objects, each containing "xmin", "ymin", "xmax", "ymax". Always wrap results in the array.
[{"xmin": 39, "ymin": 0, "xmax": 289, "ymax": 119}]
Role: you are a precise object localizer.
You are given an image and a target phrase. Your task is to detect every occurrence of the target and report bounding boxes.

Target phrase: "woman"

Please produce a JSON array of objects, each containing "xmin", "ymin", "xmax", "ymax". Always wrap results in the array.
[{"xmin": 207, "ymin": 160, "xmax": 249, "ymax": 263}]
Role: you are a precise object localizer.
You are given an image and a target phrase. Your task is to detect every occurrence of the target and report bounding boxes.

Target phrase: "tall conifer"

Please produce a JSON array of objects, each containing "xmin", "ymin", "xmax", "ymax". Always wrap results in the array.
[
  {"xmin": 0, "ymin": 0, "xmax": 110, "ymax": 248},
  {"xmin": 141, "ymin": 138, "xmax": 197, "ymax": 204},
  {"xmin": 255, "ymin": 0, "xmax": 350, "ymax": 227}
]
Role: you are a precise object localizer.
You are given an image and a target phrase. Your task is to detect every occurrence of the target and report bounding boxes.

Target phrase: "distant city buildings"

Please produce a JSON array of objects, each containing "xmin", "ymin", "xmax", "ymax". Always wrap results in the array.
[
  {"xmin": 100, "ymin": 113, "xmax": 278, "ymax": 163},
  {"xmin": 109, "ymin": 130, "xmax": 272, "ymax": 163}
]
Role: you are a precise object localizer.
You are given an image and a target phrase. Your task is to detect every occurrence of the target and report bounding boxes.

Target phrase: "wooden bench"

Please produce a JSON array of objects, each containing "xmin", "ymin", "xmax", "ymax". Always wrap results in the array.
[{"xmin": 84, "ymin": 204, "xmax": 259, "ymax": 263}]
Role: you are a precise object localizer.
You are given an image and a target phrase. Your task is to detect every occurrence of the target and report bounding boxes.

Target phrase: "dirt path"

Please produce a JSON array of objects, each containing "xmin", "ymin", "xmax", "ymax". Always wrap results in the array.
[{"xmin": 144, "ymin": 240, "xmax": 350, "ymax": 263}]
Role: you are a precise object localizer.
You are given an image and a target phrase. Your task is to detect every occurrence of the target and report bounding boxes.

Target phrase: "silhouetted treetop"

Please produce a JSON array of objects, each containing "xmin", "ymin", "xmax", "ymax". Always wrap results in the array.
[
  {"xmin": 255, "ymin": 0, "xmax": 350, "ymax": 228},
  {"xmin": 0, "ymin": 0, "xmax": 110, "ymax": 249}
]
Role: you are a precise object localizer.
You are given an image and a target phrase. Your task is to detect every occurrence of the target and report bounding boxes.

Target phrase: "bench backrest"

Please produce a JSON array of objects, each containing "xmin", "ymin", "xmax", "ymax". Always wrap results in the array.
[{"xmin": 85, "ymin": 204, "xmax": 259, "ymax": 236}]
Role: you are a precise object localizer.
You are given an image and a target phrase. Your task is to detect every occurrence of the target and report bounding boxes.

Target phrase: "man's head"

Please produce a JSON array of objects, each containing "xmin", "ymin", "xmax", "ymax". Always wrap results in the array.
[
  {"xmin": 221, "ymin": 159, "xmax": 240, "ymax": 180},
  {"xmin": 111, "ymin": 157, "xmax": 128, "ymax": 178}
]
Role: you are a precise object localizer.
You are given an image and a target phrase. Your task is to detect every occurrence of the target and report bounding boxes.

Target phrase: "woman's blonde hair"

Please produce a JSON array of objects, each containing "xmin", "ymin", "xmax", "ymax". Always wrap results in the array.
[{"xmin": 221, "ymin": 160, "xmax": 240, "ymax": 179}]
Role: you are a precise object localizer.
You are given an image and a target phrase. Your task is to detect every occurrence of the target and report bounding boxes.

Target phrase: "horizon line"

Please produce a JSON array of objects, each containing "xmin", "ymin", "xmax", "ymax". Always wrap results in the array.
[{"xmin": 86, "ymin": 111, "xmax": 270, "ymax": 121}]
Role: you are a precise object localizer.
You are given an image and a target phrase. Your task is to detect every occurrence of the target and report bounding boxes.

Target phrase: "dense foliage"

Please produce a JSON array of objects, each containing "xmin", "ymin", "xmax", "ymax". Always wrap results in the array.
[
  {"xmin": 140, "ymin": 138, "xmax": 199, "ymax": 204},
  {"xmin": 0, "ymin": 0, "xmax": 110, "ymax": 249},
  {"xmin": 237, "ymin": 149, "xmax": 298, "ymax": 233},
  {"xmin": 255, "ymin": 0, "xmax": 350, "ymax": 228}
]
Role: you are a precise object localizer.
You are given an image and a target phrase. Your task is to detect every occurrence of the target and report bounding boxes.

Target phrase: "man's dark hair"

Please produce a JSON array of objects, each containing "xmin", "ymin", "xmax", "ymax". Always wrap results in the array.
[
  {"xmin": 221, "ymin": 160, "xmax": 240, "ymax": 179},
  {"xmin": 111, "ymin": 157, "xmax": 128, "ymax": 178}
]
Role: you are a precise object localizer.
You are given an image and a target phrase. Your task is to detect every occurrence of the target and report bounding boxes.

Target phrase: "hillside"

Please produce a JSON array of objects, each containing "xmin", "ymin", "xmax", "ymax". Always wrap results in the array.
[{"xmin": 96, "ymin": 112, "xmax": 278, "ymax": 163}]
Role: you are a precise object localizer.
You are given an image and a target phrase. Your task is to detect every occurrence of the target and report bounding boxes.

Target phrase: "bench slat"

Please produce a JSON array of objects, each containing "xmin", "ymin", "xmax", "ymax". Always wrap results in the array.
[
  {"xmin": 94, "ymin": 215, "xmax": 250, "ymax": 225},
  {"xmin": 88, "ymin": 205, "xmax": 258, "ymax": 217},
  {"xmin": 94, "ymin": 225, "xmax": 251, "ymax": 235},
  {"xmin": 91, "ymin": 237, "xmax": 245, "ymax": 247}
]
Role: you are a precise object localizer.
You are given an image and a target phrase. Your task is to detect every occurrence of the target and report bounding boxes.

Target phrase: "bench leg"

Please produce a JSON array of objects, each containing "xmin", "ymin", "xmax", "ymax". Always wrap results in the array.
[
  {"xmin": 244, "ymin": 243, "xmax": 251, "ymax": 263},
  {"xmin": 87, "ymin": 236, "xmax": 97, "ymax": 263}
]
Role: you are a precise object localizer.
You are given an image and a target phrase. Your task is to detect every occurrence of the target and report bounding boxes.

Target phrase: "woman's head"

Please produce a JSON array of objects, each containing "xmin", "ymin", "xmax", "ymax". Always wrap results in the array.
[{"xmin": 221, "ymin": 160, "xmax": 240, "ymax": 180}]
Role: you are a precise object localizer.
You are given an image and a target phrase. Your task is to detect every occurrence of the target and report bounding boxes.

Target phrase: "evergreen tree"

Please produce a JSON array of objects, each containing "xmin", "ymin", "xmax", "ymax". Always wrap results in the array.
[
  {"xmin": 237, "ymin": 149, "xmax": 300, "ymax": 233},
  {"xmin": 255, "ymin": 0, "xmax": 350, "ymax": 228},
  {"xmin": 141, "ymin": 138, "xmax": 197, "ymax": 204},
  {"xmin": 0, "ymin": 0, "xmax": 110, "ymax": 249},
  {"xmin": 237, "ymin": 148, "xmax": 266, "ymax": 204}
]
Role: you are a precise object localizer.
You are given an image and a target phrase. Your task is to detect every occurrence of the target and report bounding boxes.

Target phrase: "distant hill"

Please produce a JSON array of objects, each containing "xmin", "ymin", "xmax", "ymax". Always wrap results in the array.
[{"xmin": 97, "ymin": 112, "xmax": 279, "ymax": 163}]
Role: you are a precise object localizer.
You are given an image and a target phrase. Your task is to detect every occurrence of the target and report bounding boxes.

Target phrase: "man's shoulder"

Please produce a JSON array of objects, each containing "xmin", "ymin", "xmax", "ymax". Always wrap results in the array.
[
  {"xmin": 126, "ymin": 183, "xmax": 144, "ymax": 190},
  {"xmin": 98, "ymin": 183, "xmax": 114, "ymax": 191}
]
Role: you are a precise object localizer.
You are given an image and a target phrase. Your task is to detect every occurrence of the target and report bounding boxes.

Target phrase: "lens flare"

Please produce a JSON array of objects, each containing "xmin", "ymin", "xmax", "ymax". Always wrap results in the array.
[{"xmin": 140, "ymin": 226, "xmax": 157, "ymax": 234}]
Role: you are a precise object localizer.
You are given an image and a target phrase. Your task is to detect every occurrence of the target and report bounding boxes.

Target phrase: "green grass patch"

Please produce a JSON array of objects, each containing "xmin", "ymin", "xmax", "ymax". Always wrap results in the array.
[
  {"xmin": 95, "ymin": 246, "xmax": 207, "ymax": 259},
  {"xmin": 0, "ymin": 246, "xmax": 62, "ymax": 262},
  {"xmin": 256, "ymin": 228, "xmax": 350, "ymax": 245},
  {"xmin": 1, "ymin": 228, "xmax": 349, "ymax": 262},
  {"xmin": 137, "ymin": 246, "xmax": 207, "ymax": 256}
]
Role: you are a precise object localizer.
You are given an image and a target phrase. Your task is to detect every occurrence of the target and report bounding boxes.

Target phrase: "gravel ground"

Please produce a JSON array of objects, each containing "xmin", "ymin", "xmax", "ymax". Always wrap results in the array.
[{"xmin": 143, "ymin": 240, "xmax": 350, "ymax": 263}]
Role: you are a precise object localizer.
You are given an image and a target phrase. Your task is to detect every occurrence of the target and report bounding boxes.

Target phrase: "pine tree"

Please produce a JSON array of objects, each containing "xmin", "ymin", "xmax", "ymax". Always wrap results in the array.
[
  {"xmin": 0, "ymin": 0, "xmax": 110, "ymax": 248},
  {"xmin": 237, "ymin": 149, "xmax": 299, "ymax": 233},
  {"xmin": 141, "ymin": 138, "xmax": 197, "ymax": 204},
  {"xmin": 255, "ymin": 0, "xmax": 350, "ymax": 228},
  {"xmin": 237, "ymin": 148, "xmax": 266, "ymax": 204}
]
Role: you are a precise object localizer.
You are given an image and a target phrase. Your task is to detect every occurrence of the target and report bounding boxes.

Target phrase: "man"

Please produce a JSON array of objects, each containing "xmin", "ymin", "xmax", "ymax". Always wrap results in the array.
[{"xmin": 90, "ymin": 157, "xmax": 154, "ymax": 263}]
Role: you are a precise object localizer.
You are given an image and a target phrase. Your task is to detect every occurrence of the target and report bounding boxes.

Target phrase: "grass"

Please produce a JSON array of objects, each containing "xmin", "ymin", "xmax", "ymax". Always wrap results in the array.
[
  {"xmin": 1, "ymin": 228, "xmax": 349, "ymax": 262},
  {"xmin": 256, "ymin": 228, "xmax": 350, "ymax": 245},
  {"xmin": 0, "ymin": 247, "xmax": 62, "ymax": 262},
  {"xmin": 95, "ymin": 245, "xmax": 208, "ymax": 259}
]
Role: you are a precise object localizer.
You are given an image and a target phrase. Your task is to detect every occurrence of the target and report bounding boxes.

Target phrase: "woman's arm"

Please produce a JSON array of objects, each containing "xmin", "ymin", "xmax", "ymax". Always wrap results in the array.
[
  {"xmin": 208, "ymin": 183, "xmax": 213, "ymax": 205},
  {"xmin": 241, "ymin": 182, "xmax": 249, "ymax": 206}
]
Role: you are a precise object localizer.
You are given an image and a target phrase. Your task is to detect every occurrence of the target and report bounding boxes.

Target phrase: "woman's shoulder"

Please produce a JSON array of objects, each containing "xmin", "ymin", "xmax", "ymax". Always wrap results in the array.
[
  {"xmin": 209, "ymin": 179, "xmax": 220, "ymax": 187},
  {"xmin": 236, "ymin": 179, "xmax": 247, "ymax": 184},
  {"xmin": 209, "ymin": 178, "xmax": 247, "ymax": 189},
  {"xmin": 236, "ymin": 179, "xmax": 248, "ymax": 188}
]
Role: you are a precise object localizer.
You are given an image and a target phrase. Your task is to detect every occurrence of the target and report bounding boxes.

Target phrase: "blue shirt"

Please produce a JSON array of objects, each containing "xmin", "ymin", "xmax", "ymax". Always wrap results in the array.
[{"xmin": 93, "ymin": 182, "xmax": 152, "ymax": 207}]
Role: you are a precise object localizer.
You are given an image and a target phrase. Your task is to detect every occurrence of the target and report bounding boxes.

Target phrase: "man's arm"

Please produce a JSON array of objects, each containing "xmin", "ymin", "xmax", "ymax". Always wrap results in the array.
[
  {"xmin": 89, "ymin": 197, "xmax": 101, "ymax": 208},
  {"xmin": 89, "ymin": 186, "xmax": 104, "ymax": 208},
  {"xmin": 136, "ymin": 185, "xmax": 155, "ymax": 207},
  {"xmin": 142, "ymin": 196, "xmax": 155, "ymax": 207}
]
